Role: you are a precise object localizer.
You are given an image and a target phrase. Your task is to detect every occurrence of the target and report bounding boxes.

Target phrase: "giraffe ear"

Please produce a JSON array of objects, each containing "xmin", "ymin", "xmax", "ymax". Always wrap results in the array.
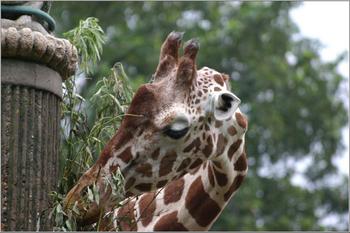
[
  {"xmin": 221, "ymin": 73, "xmax": 232, "ymax": 91},
  {"xmin": 153, "ymin": 31, "xmax": 184, "ymax": 82},
  {"xmin": 176, "ymin": 38, "xmax": 200, "ymax": 87}
]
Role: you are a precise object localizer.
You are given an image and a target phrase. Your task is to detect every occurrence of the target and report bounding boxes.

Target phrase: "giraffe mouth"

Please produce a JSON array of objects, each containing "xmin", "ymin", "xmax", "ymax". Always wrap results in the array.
[{"xmin": 63, "ymin": 165, "xmax": 112, "ymax": 226}]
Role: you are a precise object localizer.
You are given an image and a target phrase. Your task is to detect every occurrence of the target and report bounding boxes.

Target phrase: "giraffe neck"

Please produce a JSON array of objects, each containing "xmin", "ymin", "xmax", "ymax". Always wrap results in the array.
[
  {"xmin": 113, "ymin": 111, "xmax": 248, "ymax": 231},
  {"xmin": 63, "ymin": 128, "xmax": 137, "ymax": 224}
]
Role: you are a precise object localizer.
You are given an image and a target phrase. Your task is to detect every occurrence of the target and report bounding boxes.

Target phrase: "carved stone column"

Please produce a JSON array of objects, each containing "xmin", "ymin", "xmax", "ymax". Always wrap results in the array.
[{"xmin": 1, "ymin": 1, "xmax": 77, "ymax": 230}]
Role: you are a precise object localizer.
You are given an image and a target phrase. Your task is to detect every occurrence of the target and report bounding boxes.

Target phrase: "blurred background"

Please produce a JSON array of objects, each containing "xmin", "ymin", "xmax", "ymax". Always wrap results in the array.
[{"xmin": 50, "ymin": 1, "xmax": 349, "ymax": 231}]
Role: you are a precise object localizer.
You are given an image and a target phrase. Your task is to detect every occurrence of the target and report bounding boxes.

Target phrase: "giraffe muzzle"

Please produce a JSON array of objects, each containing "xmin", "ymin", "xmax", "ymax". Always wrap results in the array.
[
  {"xmin": 63, "ymin": 165, "xmax": 109, "ymax": 225},
  {"xmin": 209, "ymin": 92, "xmax": 241, "ymax": 121}
]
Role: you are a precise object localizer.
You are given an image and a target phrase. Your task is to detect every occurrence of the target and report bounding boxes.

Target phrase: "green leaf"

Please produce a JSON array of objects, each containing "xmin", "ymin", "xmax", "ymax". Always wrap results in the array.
[
  {"xmin": 93, "ymin": 183, "xmax": 100, "ymax": 205},
  {"xmin": 87, "ymin": 186, "xmax": 94, "ymax": 202}
]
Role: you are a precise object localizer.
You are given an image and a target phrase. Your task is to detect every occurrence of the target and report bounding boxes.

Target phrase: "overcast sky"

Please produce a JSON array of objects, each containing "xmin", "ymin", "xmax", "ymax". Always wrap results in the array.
[{"xmin": 290, "ymin": 1, "xmax": 349, "ymax": 176}]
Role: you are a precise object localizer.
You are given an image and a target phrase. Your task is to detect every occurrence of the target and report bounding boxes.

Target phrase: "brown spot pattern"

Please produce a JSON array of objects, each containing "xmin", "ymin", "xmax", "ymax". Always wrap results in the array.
[
  {"xmin": 151, "ymin": 148, "xmax": 160, "ymax": 160},
  {"xmin": 213, "ymin": 161, "xmax": 222, "ymax": 169},
  {"xmin": 135, "ymin": 183, "xmax": 152, "ymax": 192},
  {"xmin": 135, "ymin": 163, "xmax": 153, "ymax": 177},
  {"xmin": 235, "ymin": 112, "xmax": 248, "ymax": 129},
  {"xmin": 164, "ymin": 178, "xmax": 185, "ymax": 204},
  {"xmin": 139, "ymin": 192, "xmax": 156, "ymax": 227},
  {"xmin": 216, "ymin": 134, "xmax": 227, "ymax": 156},
  {"xmin": 117, "ymin": 200, "xmax": 137, "ymax": 231},
  {"xmin": 184, "ymin": 133, "xmax": 191, "ymax": 142},
  {"xmin": 125, "ymin": 191, "xmax": 135, "ymax": 197},
  {"xmin": 227, "ymin": 126, "xmax": 237, "ymax": 136},
  {"xmin": 118, "ymin": 146, "xmax": 132, "ymax": 163},
  {"xmin": 176, "ymin": 158, "xmax": 191, "ymax": 172},
  {"xmin": 215, "ymin": 120, "xmax": 223, "ymax": 128},
  {"xmin": 208, "ymin": 117, "xmax": 212, "ymax": 124},
  {"xmin": 159, "ymin": 150, "xmax": 177, "ymax": 177},
  {"xmin": 109, "ymin": 164, "xmax": 119, "ymax": 173},
  {"xmin": 183, "ymin": 137, "xmax": 201, "ymax": 153},
  {"xmin": 213, "ymin": 167, "xmax": 228, "ymax": 187},
  {"xmin": 189, "ymin": 158, "xmax": 203, "ymax": 169},
  {"xmin": 185, "ymin": 177, "xmax": 221, "ymax": 227},
  {"xmin": 208, "ymin": 165, "xmax": 215, "ymax": 186},
  {"xmin": 98, "ymin": 129, "xmax": 132, "ymax": 166},
  {"xmin": 125, "ymin": 177, "xmax": 136, "ymax": 190},
  {"xmin": 228, "ymin": 139, "xmax": 242, "ymax": 160},
  {"xmin": 202, "ymin": 161, "xmax": 208, "ymax": 169},
  {"xmin": 198, "ymin": 116, "xmax": 204, "ymax": 122},
  {"xmin": 224, "ymin": 175, "xmax": 245, "ymax": 201},
  {"xmin": 156, "ymin": 180, "xmax": 168, "ymax": 188},
  {"xmin": 203, "ymin": 136, "xmax": 213, "ymax": 157},
  {"xmin": 189, "ymin": 165, "xmax": 201, "ymax": 175},
  {"xmin": 213, "ymin": 74, "xmax": 224, "ymax": 86},
  {"xmin": 153, "ymin": 211, "xmax": 188, "ymax": 231},
  {"xmin": 234, "ymin": 152, "xmax": 247, "ymax": 171}
]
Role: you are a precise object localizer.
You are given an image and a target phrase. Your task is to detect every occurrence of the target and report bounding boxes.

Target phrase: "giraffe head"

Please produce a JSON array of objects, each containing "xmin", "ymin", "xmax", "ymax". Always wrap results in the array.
[{"xmin": 64, "ymin": 31, "xmax": 242, "ymax": 224}]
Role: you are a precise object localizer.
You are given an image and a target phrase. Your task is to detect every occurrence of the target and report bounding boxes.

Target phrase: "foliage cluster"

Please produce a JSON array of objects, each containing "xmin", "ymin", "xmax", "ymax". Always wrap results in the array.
[{"xmin": 48, "ymin": 17, "xmax": 133, "ymax": 231}]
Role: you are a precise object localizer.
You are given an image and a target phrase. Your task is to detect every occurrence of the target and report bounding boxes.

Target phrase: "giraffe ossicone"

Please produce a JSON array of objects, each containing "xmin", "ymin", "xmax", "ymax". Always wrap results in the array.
[{"xmin": 63, "ymin": 31, "xmax": 248, "ymax": 229}]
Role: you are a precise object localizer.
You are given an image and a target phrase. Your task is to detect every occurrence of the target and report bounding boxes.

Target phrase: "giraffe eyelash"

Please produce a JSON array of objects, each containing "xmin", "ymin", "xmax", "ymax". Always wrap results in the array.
[{"xmin": 162, "ymin": 126, "xmax": 189, "ymax": 139}]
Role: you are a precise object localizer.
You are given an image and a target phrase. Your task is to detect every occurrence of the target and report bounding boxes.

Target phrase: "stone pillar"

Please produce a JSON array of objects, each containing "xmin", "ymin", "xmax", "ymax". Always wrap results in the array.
[{"xmin": 1, "ymin": 2, "xmax": 77, "ymax": 230}]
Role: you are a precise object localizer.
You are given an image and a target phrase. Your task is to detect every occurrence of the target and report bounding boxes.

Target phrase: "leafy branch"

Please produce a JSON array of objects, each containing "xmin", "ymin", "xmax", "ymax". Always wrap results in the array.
[{"xmin": 46, "ymin": 17, "xmax": 134, "ymax": 231}]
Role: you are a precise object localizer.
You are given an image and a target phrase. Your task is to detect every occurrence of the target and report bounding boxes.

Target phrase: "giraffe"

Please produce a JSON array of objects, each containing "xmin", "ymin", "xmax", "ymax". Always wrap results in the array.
[
  {"xmin": 63, "ymin": 31, "xmax": 247, "ymax": 228},
  {"xmin": 109, "ymin": 70, "xmax": 248, "ymax": 231}
]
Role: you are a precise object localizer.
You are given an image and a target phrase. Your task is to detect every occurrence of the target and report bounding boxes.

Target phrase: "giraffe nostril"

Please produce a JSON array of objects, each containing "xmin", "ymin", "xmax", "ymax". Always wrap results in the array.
[
  {"xmin": 218, "ymin": 93, "xmax": 235, "ymax": 111},
  {"xmin": 211, "ymin": 92, "xmax": 241, "ymax": 121},
  {"xmin": 221, "ymin": 93, "xmax": 234, "ymax": 104}
]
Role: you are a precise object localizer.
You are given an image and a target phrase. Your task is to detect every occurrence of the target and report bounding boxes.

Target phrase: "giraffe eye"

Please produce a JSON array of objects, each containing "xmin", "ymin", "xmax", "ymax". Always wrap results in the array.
[
  {"xmin": 163, "ymin": 126, "xmax": 189, "ymax": 139},
  {"xmin": 163, "ymin": 117, "xmax": 190, "ymax": 139}
]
